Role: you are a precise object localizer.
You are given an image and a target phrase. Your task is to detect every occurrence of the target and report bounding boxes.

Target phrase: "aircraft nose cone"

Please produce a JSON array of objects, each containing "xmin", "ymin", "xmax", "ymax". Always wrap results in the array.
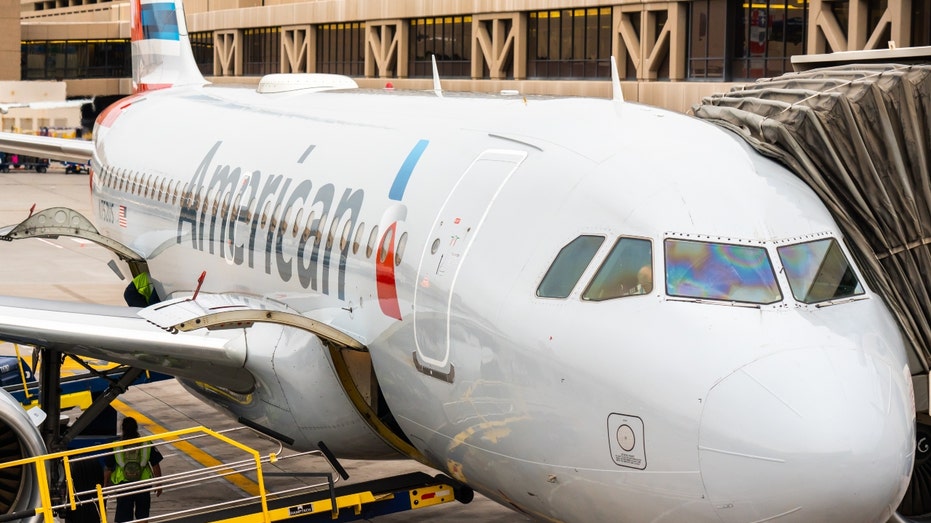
[{"xmin": 698, "ymin": 347, "xmax": 914, "ymax": 523}]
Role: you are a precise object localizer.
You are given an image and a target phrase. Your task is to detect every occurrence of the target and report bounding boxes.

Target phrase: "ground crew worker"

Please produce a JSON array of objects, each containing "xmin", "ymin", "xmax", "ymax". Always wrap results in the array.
[
  {"xmin": 123, "ymin": 272, "xmax": 161, "ymax": 307},
  {"xmin": 104, "ymin": 417, "xmax": 163, "ymax": 522}
]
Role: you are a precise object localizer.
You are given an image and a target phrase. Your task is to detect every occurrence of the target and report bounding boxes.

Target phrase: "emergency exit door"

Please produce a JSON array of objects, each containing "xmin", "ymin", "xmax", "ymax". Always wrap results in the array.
[{"xmin": 413, "ymin": 149, "xmax": 527, "ymax": 382}]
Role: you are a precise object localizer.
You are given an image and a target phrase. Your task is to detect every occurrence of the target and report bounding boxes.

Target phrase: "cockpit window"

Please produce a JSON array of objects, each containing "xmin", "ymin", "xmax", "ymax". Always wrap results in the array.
[
  {"xmin": 537, "ymin": 235, "xmax": 604, "ymax": 298},
  {"xmin": 583, "ymin": 238, "xmax": 652, "ymax": 301},
  {"xmin": 777, "ymin": 238, "xmax": 864, "ymax": 303},
  {"xmin": 665, "ymin": 239, "xmax": 782, "ymax": 304}
]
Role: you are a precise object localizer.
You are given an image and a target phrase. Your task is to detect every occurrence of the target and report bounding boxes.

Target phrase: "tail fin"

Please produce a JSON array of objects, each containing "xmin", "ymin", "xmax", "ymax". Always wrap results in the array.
[{"xmin": 130, "ymin": 0, "xmax": 207, "ymax": 93}]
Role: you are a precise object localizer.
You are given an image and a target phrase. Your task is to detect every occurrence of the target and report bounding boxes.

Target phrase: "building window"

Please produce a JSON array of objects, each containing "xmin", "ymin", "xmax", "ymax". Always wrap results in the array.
[
  {"xmin": 917, "ymin": 0, "xmax": 931, "ymax": 46},
  {"xmin": 689, "ymin": 0, "xmax": 808, "ymax": 81},
  {"xmin": 316, "ymin": 22, "xmax": 365, "ymax": 76},
  {"xmin": 688, "ymin": 0, "xmax": 727, "ymax": 79},
  {"xmin": 915, "ymin": 0, "xmax": 931, "ymax": 46},
  {"xmin": 190, "ymin": 31, "xmax": 214, "ymax": 76},
  {"xmin": 243, "ymin": 27, "xmax": 280, "ymax": 76},
  {"xmin": 410, "ymin": 17, "xmax": 472, "ymax": 78},
  {"xmin": 731, "ymin": 0, "xmax": 808, "ymax": 79},
  {"xmin": 527, "ymin": 8, "xmax": 613, "ymax": 79},
  {"xmin": 22, "ymin": 40, "xmax": 130, "ymax": 80}
]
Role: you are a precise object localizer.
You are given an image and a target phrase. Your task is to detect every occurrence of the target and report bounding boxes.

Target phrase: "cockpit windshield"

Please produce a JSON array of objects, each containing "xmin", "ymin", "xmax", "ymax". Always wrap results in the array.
[
  {"xmin": 665, "ymin": 239, "xmax": 782, "ymax": 305},
  {"xmin": 776, "ymin": 238, "xmax": 864, "ymax": 303}
]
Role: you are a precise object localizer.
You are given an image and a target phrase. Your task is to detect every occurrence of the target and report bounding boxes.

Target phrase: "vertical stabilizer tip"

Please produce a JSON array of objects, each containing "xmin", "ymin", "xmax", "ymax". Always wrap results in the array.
[
  {"xmin": 611, "ymin": 56, "xmax": 625, "ymax": 103},
  {"xmin": 431, "ymin": 55, "xmax": 443, "ymax": 98}
]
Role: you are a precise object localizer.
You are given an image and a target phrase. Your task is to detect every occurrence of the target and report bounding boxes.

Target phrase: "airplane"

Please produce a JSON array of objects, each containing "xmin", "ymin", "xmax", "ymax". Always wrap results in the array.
[{"xmin": 0, "ymin": 0, "xmax": 918, "ymax": 520}]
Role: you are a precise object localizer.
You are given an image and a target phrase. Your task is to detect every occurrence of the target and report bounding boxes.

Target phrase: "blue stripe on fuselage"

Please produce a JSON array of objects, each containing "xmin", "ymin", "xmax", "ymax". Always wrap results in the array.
[
  {"xmin": 389, "ymin": 140, "xmax": 429, "ymax": 201},
  {"xmin": 141, "ymin": 3, "xmax": 180, "ymax": 41}
]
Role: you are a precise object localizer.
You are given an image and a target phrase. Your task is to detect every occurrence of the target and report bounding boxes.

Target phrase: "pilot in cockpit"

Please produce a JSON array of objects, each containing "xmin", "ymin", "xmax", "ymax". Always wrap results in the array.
[{"xmin": 628, "ymin": 265, "xmax": 653, "ymax": 295}]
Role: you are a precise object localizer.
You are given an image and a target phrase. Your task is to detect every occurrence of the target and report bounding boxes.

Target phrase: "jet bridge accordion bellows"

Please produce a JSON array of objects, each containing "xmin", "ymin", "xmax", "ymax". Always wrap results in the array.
[{"xmin": 693, "ymin": 63, "xmax": 931, "ymax": 518}]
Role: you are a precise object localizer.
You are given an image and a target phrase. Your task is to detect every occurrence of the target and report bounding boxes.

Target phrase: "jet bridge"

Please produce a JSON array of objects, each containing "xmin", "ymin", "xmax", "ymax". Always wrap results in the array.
[{"xmin": 691, "ymin": 49, "xmax": 931, "ymax": 518}]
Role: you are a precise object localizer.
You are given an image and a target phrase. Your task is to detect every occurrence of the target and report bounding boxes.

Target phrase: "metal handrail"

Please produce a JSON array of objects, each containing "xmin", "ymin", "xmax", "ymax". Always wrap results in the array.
[{"xmin": 0, "ymin": 425, "xmax": 339, "ymax": 523}]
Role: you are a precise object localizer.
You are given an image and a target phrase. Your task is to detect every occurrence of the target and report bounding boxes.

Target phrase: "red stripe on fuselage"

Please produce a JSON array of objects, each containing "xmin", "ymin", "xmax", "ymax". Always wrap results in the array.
[
  {"xmin": 96, "ymin": 100, "xmax": 131, "ymax": 128},
  {"xmin": 96, "ymin": 93, "xmax": 148, "ymax": 128},
  {"xmin": 134, "ymin": 83, "xmax": 173, "ymax": 94},
  {"xmin": 376, "ymin": 223, "xmax": 402, "ymax": 320}
]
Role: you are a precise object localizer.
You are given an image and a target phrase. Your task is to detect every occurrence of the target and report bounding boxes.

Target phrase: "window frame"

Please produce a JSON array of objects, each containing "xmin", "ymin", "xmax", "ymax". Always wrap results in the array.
[
  {"xmin": 775, "ymin": 237, "xmax": 866, "ymax": 304},
  {"xmin": 582, "ymin": 236, "xmax": 655, "ymax": 301},
  {"xmin": 664, "ymin": 237, "xmax": 783, "ymax": 305},
  {"xmin": 536, "ymin": 235, "xmax": 606, "ymax": 299}
]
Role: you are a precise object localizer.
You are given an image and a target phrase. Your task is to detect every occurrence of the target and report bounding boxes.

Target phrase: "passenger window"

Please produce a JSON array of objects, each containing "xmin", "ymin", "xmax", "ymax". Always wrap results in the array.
[
  {"xmin": 293, "ymin": 208, "xmax": 303, "ymax": 237},
  {"xmin": 271, "ymin": 202, "xmax": 282, "ymax": 231},
  {"xmin": 340, "ymin": 220, "xmax": 352, "ymax": 251},
  {"xmin": 582, "ymin": 238, "xmax": 653, "ymax": 301},
  {"xmin": 777, "ymin": 238, "xmax": 864, "ymax": 303},
  {"xmin": 220, "ymin": 191, "xmax": 230, "ymax": 217},
  {"xmin": 352, "ymin": 221, "xmax": 365, "ymax": 255},
  {"xmin": 326, "ymin": 216, "xmax": 338, "ymax": 249},
  {"xmin": 260, "ymin": 201, "xmax": 271, "ymax": 228},
  {"xmin": 367, "ymin": 225, "xmax": 379, "ymax": 258},
  {"xmin": 315, "ymin": 213, "xmax": 327, "ymax": 243},
  {"xmin": 231, "ymin": 188, "xmax": 243, "ymax": 217},
  {"xmin": 204, "ymin": 187, "xmax": 215, "ymax": 215},
  {"xmin": 302, "ymin": 211, "xmax": 315, "ymax": 241},
  {"xmin": 245, "ymin": 197, "xmax": 256, "ymax": 222},
  {"xmin": 379, "ymin": 228, "xmax": 394, "ymax": 263},
  {"xmin": 665, "ymin": 239, "xmax": 782, "ymax": 304},
  {"xmin": 537, "ymin": 235, "xmax": 604, "ymax": 299},
  {"xmin": 396, "ymin": 232, "xmax": 408, "ymax": 266}
]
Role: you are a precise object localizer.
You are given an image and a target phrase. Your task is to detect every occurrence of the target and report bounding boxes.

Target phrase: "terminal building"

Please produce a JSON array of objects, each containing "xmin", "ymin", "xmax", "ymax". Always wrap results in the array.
[{"xmin": 0, "ymin": 0, "xmax": 929, "ymax": 116}]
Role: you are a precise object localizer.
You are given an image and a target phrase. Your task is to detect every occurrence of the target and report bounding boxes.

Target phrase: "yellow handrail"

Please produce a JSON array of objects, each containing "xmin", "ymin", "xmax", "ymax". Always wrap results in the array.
[
  {"xmin": 0, "ymin": 426, "xmax": 274, "ymax": 523},
  {"xmin": 13, "ymin": 344, "xmax": 35, "ymax": 400}
]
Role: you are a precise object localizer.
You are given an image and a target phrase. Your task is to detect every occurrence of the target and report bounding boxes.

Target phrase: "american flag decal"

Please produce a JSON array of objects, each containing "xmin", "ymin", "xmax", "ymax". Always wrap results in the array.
[{"xmin": 118, "ymin": 205, "xmax": 127, "ymax": 228}]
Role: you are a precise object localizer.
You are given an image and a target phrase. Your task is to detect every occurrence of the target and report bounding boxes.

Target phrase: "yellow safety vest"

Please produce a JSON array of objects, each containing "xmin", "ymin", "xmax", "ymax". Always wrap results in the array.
[
  {"xmin": 132, "ymin": 273, "xmax": 155, "ymax": 304},
  {"xmin": 110, "ymin": 444, "xmax": 153, "ymax": 485}
]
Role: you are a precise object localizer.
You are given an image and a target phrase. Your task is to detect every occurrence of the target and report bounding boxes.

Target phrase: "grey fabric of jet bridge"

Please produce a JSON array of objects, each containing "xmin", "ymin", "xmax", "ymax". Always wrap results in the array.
[
  {"xmin": 693, "ymin": 65, "xmax": 931, "ymax": 516},
  {"xmin": 692, "ymin": 64, "xmax": 931, "ymax": 391}
]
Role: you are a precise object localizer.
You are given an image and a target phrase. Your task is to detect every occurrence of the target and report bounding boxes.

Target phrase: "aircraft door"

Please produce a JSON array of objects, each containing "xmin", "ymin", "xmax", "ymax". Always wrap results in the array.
[{"xmin": 413, "ymin": 149, "xmax": 526, "ymax": 382}]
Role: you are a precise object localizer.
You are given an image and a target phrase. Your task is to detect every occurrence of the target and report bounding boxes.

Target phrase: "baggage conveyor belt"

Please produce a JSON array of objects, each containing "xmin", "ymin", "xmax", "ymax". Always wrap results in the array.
[{"xmin": 188, "ymin": 471, "xmax": 466, "ymax": 523}]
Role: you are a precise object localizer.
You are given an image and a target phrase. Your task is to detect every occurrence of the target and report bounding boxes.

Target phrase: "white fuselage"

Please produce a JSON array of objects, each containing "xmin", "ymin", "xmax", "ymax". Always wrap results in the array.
[{"xmin": 89, "ymin": 85, "xmax": 915, "ymax": 522}]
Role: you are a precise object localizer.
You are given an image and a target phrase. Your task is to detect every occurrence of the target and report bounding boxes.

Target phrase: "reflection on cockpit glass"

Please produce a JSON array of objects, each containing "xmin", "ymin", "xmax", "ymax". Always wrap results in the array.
[
  {"xmin": 777, "ymin": 238, "xmax": 864, "ymax": 304},
  {"xmin": 665, "ymin": 239, "xmax": 782, "ymax": 304},
  {"xmin": 583, "ymin": 237, "xmax": 653, "ymax": 301}
]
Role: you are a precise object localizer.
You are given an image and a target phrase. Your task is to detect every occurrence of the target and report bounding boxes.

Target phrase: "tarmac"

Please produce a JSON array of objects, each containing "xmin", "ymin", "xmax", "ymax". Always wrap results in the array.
[{"xmin": 0, "ymin": 166, "xmax": 530, "ymax": 522}]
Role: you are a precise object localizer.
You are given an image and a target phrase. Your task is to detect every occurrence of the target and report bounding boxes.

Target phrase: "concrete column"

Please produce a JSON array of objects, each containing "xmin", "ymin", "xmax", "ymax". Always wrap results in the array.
[
  {"xmin": 282, "ymin": 25, "xmax": 312, "ymax": 73},
  {"xmin": 0, "ymin": 0, "xmax": 21, "ymax": 81}
]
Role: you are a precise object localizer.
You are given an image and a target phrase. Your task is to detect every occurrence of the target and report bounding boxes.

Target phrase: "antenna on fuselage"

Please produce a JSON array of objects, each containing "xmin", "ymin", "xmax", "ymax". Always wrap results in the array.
[
  {"xmin": 431, "ymin": 54, "xmax": 443, "ymax": 98},
  {"xmin": 610, "ymin": 56, "xmax": 625, "ymax": 104}
]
